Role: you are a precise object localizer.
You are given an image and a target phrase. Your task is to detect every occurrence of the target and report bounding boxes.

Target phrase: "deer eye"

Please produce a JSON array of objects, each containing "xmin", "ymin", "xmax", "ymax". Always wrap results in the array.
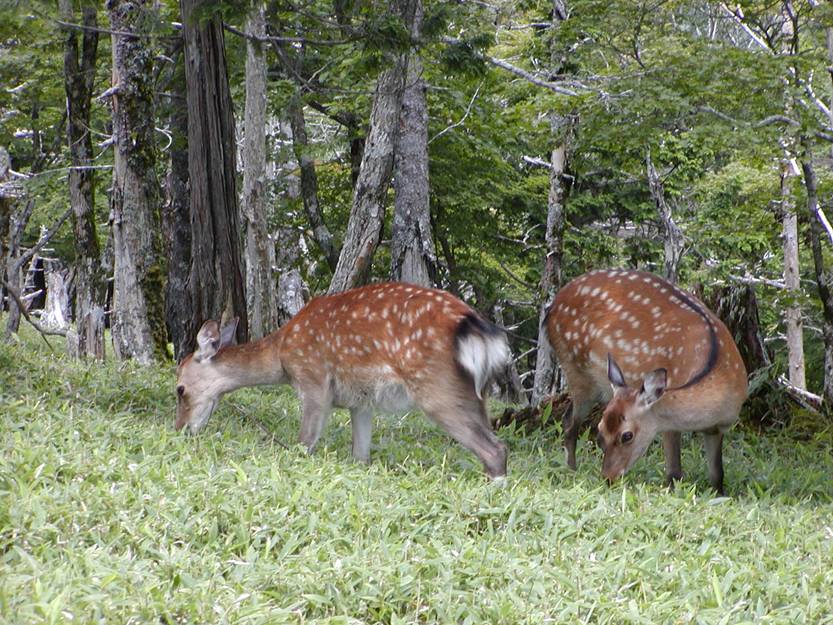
[
  {"xmin": 620, "ymin": 431, "xmax": 634, "ymax": 444},
  {"xmin": 176, "ymin": 385, "xmax": 185, "ymax": 397}
]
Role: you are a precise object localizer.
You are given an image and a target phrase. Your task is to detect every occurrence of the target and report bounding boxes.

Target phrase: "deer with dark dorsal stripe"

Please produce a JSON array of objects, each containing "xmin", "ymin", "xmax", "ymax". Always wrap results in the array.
[
  {"xmin": 546, "ymin": 269, "xmax": 747, "ymax": 492},
  {"xmin": 174, "ymin": 282, "xmax": 510, "ymax": 478}
]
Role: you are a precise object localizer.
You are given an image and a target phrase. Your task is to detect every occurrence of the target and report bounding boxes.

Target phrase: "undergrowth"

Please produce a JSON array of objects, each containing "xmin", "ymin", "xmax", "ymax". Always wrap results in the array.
[{"xmin": 2, "ymin": 325, "xmax": 833, "ymax": 624}]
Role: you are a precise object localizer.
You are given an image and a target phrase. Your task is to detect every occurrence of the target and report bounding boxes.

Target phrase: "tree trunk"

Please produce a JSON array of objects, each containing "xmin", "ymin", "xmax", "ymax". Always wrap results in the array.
[
  {"xmin": 646, "ymin": 150, "xmax": 684, "ymax": 284},
  {"xmin": 107, "ymin": 0, "xmax": 168, "ymax": 363},
  {"xmin": 390, "ymin": 1, "xmax": 437, "ymax": 288},
  {"xmin": 288, "ymin": 94, "xmax": 339, "ymax": 272},
  {"xmin": 800, "ymin": 152, "xmax": 833, "ymax": 408},
  {"xmin": 531, "ymin": 140, "xmax": 568, "ymax": 405},
  {"xmin": 242, "ymin": 2, "xmax": 279, "ymax": 340},
  {"xmin": 531, "ymin": 0, "xmax": 571, "ymax": 406},
  {"xmin": 327, "ymin": 0, "xmax": 414, "ymax": 293},
  {"xmin": 181, "ymin": 0, "xmax": 248, "ymax": 348},
  {"xmin": 161, "ymin": 38, "xmax": 192, "ymax": 360},
  {"xmin": 781, "ymin": 159, "xmax": 806, "ymax": 389},
  {"xmin": 60, "ymin": 0, "xmax": 105, "ymax": 356}
]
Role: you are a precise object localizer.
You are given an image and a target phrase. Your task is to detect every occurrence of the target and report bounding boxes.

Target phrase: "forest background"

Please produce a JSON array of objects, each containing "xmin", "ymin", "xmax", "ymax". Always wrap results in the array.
[{"xmin": 2, "ymin": 0, "xmax": 833, "ymax": 422}]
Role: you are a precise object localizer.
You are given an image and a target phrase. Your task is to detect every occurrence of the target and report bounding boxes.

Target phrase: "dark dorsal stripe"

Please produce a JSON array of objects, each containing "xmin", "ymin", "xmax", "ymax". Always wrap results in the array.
[{"xmin": 665, "ymin": 282, "xmax": 719, "ymax": 391}]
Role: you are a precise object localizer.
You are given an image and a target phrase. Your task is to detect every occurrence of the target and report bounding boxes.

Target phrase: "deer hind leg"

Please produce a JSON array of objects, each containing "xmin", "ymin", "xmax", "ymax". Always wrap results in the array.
[
  {"xmin": 662, "ymin": 431, "xmax": 683, "ymax": 487},
  {"xmin": 702, "ymin": 430, "xmax": 725, "ymax": 495},
  {"xmin": 298, "ymin": 382, "xmax": 333, "ymax": 453},
  {"xmin": 418, "ymin": 385, "xmax": 507, "ymax": 478},
  {"xmin": 564, "ymin": 397, "xmax": 596, "ymax": 470},
  {"xmin": 350, "ymin": 406, "xmax": 373, "ymax": 464}
]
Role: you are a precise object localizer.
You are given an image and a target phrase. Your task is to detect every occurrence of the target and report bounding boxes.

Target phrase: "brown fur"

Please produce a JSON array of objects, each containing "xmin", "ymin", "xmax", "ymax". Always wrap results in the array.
[
  {"xmin": 175, "ymin": 282, "xmax": 508, "ymax": 478},
  {"xmin": 546, "ymin": 269, "xmax": 748, "ymax": 492}
]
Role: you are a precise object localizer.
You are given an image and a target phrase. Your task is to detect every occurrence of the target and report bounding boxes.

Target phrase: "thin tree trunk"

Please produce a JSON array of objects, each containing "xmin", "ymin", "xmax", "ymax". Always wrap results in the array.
[
  {"xmin": 646, "ymin": 150, "xmax": 684, "ymax": 284},
  {"xmin": 181, "ymin": 0, "xmax": 248, "ymax": 348},
  {"xmin": 60, "ymin": 0, "xmax": 105, "ymax": 356},
  {"xmin": 161, "ymin": 38, "xmax": 192, "ymax": 360},
  {"xmin": 531, "ymin": 140, "xmax": 568, "ymax": 405},
  {"xmin": 781, "ymin": 159, "xmax": 806, "ymax": 389},
  {"xmin": 327, "ymin": 58, "xmax": 407, "ymax": 293},
  {"xmin": 390, "ymin": 1, "xmax": 437, "ymax": 288},
  {"xmin": 800, "ymin": 152, "xmax": 833, "ymax": 408},
  {"xmin": 531, "ymin": 0, "xmax": 571, "ymax": 406},
  {"xmin": 242, "ymin": 2, "xmax": 278, "ymax": 340},
  {"xmin": 288, "ymin": 94, "xmax": 339, "ymax": 272},
  {"xmin": 107, "ymin": 0, "xmax": 168, "ymax": 363}
]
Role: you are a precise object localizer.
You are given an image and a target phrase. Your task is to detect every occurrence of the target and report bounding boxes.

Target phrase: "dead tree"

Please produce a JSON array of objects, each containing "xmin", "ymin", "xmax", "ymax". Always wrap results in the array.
[{"xmin": 181, "ymin": 0, "xmax": 248, "ymax": 347}]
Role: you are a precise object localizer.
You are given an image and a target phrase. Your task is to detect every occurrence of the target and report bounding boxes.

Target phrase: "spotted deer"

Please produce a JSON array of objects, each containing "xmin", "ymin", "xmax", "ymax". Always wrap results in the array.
[
  {"xmin": 174, "ymin": 283, "xmax": 510, "ymax": 478},
  {"xmin": 546, "ymin": 269, "xmax": 747, "ymax": 492}
]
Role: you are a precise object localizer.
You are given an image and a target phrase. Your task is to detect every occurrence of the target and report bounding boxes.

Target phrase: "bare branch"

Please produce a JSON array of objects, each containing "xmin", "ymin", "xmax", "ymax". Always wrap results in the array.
[
  {"xmin": 429, "ymin": 82, "xmax": 483, "ymax": 144},
  {"xmin": 728, "ymin": 272, "xmax": 787, "ymax": 290},
  {"xmin": 223, "ymin": 22, "xmax": 350, "ymax": 46},
  {"xmin": 442, "ymin": 36, "xmax": 580, "ymax": 96},
  {"xmin": 0, "ymin": 277, "xmax": 65, "ymax": 347},
  {"xmin": 13, "ymin": 207, "xmax": 73, "ymax": 274}
]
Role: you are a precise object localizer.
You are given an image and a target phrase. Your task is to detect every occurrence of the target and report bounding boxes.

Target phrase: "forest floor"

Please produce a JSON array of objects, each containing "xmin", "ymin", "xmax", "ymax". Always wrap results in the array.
[{"xmin": 2, "ymin": 324, "xmax": 833, "ymax": 625}]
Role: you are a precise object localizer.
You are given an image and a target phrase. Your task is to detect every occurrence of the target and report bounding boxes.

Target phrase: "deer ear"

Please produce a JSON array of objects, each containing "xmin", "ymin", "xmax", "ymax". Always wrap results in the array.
[
  {"xmin": 219, "ymin": 317, "xmax": 239, "ymax": 349},
  {"xmin": 638, "ymin": 368, "xmax": 667, "ymax": 406},
  {"xmin": 607, "ymin": 353, "xmax": 626, "ymax": 389},
  {"xmin": 195, "ymin": 320, "xmax": 221, "ymax": 362}
]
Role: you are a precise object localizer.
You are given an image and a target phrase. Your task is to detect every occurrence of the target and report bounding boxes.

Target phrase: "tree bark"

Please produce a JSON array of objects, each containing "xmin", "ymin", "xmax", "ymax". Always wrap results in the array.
[
  {"xmin": 800, "ymin": 152, "xmax": 833, "ymax": 408},
  {"xmin": 646, "ymin": 151, "xmax": 684, "ymax": 284},
  {"xmin": 288, "ymin": 94, "xmax": 339, "ymax": 272},
  {"xmin": 327, "ymin": 0, "xmax": 415, "ymax": 294},
  {"xmin": 781, "ymin": 159, "xmax": 806, "ymax": 389},
  {"xmin": 531, "ymin": 140, "xmax": 568, "ymax": 405},
  {"xmin": 531, "ymin": 0, "xmax": 571, "ymax": 406},
  {"xmin": 161, "ymin": 38, "xmax": 192, "ymax": 360},
  {"xmin": 181, "ymin": 0, "xmax": 248, "ymax": 348},
  {"xmin": 242, "ymin": 2, "xmax": 279, "ymax": 340},
  {"xmin": 60, "ymin": 0, "xmax": 105, "ymax": 356},
  {"xmin": 107, "ymin": 0, "xmax": 168, "ymax": 363},
  {"xmin": 390, "ymin": 1, "xmax": 437, "ymax": 288}
]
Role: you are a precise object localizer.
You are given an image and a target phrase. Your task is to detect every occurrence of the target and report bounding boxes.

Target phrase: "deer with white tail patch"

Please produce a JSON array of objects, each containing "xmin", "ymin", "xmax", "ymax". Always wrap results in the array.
[
  {"xmin": 175, "ymin": 282, "xmax": 510, "ymax": 478},
  {"xmin": 546, "ymin": 269, "xmax": 747, "ymax": 493}
]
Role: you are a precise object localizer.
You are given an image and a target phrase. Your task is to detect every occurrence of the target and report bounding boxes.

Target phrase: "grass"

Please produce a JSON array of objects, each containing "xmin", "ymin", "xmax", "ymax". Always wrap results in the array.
[{"xmin": 2, "ymin": 325, "xmax": 833, "ymax": 624}]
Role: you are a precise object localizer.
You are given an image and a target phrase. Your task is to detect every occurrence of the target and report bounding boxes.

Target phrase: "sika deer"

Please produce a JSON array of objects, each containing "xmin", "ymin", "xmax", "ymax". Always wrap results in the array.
[
  {"xmin": 546, "ymin": 269, "xmax": 747, "ymax": 492},
  {"xmin": 175, "ymin": 283, "xmax": 510, "ymax": 478}
]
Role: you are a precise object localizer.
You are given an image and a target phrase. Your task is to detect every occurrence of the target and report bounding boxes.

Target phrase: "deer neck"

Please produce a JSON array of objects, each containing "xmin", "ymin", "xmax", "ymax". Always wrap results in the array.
[{"xmin": 210, "ymin": 331, "xmax": 287, "ymax": 392}]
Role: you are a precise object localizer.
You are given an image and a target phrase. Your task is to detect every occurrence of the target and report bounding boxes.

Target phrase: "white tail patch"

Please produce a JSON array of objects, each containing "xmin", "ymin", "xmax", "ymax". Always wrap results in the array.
[{"xmin": 456, "ymin": 329, "xmax": 510, "ymax": 399}]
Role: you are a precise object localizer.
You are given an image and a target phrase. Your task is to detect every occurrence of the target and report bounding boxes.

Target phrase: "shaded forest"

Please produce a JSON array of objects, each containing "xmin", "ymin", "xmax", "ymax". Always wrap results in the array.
[{"xmin": 2, "ymin": 0, "xmax": 833, "ymax": 422}]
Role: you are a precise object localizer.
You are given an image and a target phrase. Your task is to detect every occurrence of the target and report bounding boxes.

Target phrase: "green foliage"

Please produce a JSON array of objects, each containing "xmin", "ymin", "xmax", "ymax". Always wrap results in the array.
[{"xmin": 3, "ymin": 325, "xmax": 833, "ymax": 623}]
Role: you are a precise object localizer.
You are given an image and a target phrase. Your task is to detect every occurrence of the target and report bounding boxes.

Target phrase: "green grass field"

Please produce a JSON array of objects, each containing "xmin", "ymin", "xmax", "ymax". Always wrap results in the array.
[{"xmin": 2, "ymin": 328, "xmax": 833, "ymax": 624}]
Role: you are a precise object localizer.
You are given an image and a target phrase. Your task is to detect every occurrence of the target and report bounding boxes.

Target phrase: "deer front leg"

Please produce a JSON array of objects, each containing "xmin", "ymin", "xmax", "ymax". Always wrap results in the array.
[
  {"xmin": 662, "ymin": 431, "xmax": 683, "ymax": 487},
  {"xmin": 350, "ymin": 407, "xmax": 373, "ymax": 464}
]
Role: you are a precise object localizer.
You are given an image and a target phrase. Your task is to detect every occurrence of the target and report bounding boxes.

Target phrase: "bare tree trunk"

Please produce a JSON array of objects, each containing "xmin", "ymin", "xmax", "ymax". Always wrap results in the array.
[
  {"xmin": 531, "ymin": 0, "xmax": 571, "ymax": 406},
  {"xmin": 800, "ymin": 152, "xmax": 833, "ymax": 408},
  {"xmin": 242, "ymin": 2, "xmax": 278, "ymax": 340},
  {"xmin": 390, "ymin": 1, "xmax": 436, "ymax": 287},
  {"xmin": 646, "ymin": 150, "xmax": 684, "ymax": 284},
  {"xmin": 288, "ymin": 94, "xmax": 339, "ymax": 272},
  {"xmin": 531, "ymin": 140, "xmax": 568, "ymax": 405},
  {"xmin": 181, "ymin": 0, "xmax": 248, "ymax": 348},
  {"xmin": 107, "ymin": 0, "xmax": 168, "ymax": 363},
  {"xmin": 781, "ymin": 159, "xmax": 806, "ymax": 389},
  {"xmin": 60, "ymin": 0, "xmax": 105, "ymax": 356},
  {"xmin": 327, "ymin": 61, "xmax": 406, "ymax": 293},
  {"xmin": 161, "ymin": 38, "xmax": 192, "ymax": 360}
]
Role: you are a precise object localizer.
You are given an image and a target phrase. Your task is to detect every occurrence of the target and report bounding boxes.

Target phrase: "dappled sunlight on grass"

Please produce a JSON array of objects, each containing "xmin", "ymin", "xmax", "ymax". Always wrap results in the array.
[{"xmin": 2, "ymin": 327, "xmax": 833, "ymax": 624}]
